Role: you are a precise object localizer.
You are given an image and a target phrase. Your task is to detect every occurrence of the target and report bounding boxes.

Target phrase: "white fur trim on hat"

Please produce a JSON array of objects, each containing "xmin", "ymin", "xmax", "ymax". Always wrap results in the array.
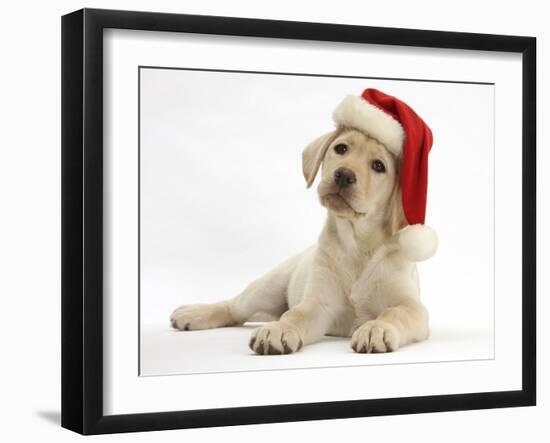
[
  {"xmin": 332, "ymin": 95, "xmax": 405, "ymax": 156},
  {"xmin": 398, "ymin": 224, "xmax": 438, "ymax": 262}
]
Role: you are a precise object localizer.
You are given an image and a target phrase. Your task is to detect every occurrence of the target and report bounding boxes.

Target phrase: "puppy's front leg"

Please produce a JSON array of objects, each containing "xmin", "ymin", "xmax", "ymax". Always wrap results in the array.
[
  {"xmin": 351, "ymin": 300, "xmax": 428, "ymax": 353},
  {"xmin": 249, "ymin": 299, "xmax": 334, "ymax": 355},
  {"xmin": 250, "ymin": 299, "xmax": 331, "ymax": 355},
  {"xmin": 249, "ymin": 258, "xmax": 346, "ymax": 356}
]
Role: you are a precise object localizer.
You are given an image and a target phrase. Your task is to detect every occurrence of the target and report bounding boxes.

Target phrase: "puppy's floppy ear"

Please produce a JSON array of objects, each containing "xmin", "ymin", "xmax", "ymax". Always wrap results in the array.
[{"xmin": 302, "ymin": 130, "xmax": 338, "ymax": 188}]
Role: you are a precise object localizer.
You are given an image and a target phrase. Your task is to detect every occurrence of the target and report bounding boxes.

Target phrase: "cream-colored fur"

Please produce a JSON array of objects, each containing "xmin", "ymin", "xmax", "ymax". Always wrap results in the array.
[{"xmin": 170, "ymin": 128, "xmax": 429, "ymax": 354}]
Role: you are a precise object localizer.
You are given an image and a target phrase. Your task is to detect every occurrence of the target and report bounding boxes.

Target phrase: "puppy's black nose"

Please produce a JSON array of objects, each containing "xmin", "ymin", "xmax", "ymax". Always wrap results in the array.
[{"xmin": 334, "ymin": 167, "xmax": 356, "ymax": 188}]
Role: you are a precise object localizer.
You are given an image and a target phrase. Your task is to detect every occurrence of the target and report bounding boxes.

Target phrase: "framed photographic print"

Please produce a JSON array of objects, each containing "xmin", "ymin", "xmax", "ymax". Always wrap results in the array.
[{"xmin": 61, "ymin": 8, "xmax": 536, "ymax": 435}]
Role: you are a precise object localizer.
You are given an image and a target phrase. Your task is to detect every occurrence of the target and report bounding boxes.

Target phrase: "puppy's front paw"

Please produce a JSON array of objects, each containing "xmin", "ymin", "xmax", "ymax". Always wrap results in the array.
[
  {"xmin": 170, "ymin": 303, "xmax": 235, "ymax": 331},
  {"xmin": 249, "ymin": 321, "xmax": 303, "ymax": 355},
  {"xmin": 351, "ymin": 320, "xmax": 400, "ymax": 353}
]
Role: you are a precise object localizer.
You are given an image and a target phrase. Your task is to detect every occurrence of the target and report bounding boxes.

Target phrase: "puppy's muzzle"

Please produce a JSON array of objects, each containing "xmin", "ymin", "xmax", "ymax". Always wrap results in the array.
[{"xmin": 333, "ymin": 167, "xmax": 356, "ymax": 188}]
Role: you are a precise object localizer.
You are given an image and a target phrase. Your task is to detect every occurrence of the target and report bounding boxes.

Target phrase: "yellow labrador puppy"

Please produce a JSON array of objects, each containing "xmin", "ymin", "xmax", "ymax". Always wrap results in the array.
[{"xmin": 171, "ymin": 89, "xmax": 437, "ymax": 354}]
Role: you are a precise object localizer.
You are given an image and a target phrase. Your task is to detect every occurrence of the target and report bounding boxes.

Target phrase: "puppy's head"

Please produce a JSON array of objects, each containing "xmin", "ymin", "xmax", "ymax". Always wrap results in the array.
[{"xmin": 302, "ymin": 128, "xmax": 406, "ymax": 232}]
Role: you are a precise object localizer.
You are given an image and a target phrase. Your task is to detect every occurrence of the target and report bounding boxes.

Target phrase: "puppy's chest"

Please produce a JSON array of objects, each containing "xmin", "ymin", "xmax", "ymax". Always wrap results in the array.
[
  {"xmin": 332, "ymin": 252, "xmax": 376, "ymax": 298},
  {"xmin": 325, "ymin": 254, "xmax": 383, "ymax": 336},
  {"xmin": 333, "ymin": 252, "xmax": 388, "ymax": 310}
]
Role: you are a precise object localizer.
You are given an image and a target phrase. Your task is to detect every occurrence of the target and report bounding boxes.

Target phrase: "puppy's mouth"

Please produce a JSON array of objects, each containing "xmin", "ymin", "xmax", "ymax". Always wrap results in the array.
[{"xmin": 319, "ymin": 193, "xmax": 365, "ymax": 218}]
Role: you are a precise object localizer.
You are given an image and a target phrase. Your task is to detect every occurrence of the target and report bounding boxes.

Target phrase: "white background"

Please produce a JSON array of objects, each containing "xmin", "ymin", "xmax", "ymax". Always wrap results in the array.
[
  {"xmin": 139, "ymin": 68, "xmax": 495, "ymax": 375},
  {"xmin": 0, "ymin": 1, "xmax": 546, "ymax": 442}
]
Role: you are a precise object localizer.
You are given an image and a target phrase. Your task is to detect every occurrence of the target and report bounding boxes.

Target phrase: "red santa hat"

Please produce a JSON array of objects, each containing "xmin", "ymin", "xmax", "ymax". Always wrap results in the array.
[{"xmin": 332, "ymin": 88, "xmax": 437, "ymax": 261}]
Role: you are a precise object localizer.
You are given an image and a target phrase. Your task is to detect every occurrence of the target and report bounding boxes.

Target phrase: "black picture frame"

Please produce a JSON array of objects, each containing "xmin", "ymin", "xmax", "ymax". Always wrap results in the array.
[{"xmin": 61, "ymin": 8, "xmax": 536, "ymax": 435}]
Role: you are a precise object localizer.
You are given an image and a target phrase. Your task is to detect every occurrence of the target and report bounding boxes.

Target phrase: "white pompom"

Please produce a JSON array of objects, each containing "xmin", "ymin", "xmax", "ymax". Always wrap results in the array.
[{"xmin": 398, "ymin": 224, "xmax": 438, "ymax": 262}]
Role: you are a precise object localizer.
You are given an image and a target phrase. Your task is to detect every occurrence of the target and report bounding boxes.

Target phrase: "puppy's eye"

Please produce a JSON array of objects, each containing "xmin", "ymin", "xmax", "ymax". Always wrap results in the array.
[
  {"xmin": 334, "ymin": 144, "xmax": 348, "ymax": 155},
  {"xmin": 371, "ymin": 159, "xmax": 386, "ymax": 173}
]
